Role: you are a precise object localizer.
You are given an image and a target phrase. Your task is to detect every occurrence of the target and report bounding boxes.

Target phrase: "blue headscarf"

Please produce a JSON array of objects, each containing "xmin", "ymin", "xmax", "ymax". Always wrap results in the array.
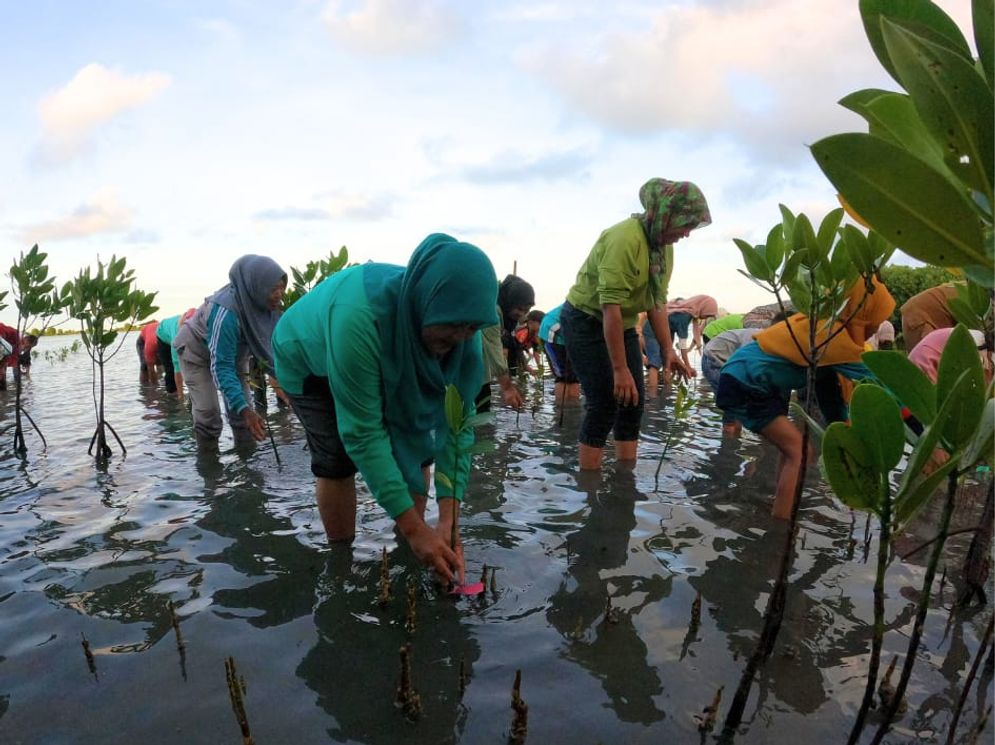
[{"xmin": 363, "ymin": 234, "xmax": 498, "ymax": 493}]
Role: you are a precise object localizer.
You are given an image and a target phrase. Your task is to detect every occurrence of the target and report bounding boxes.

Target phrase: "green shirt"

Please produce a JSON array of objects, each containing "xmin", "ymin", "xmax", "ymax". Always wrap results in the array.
[
  {"xmin": 272, "ymin": 268, "xmax": 472, "ymax": 519},
  {"xmin": 565, "ymin": 217, "xmax": 672, "ymax": 329},
  {"xmin": 481, "ymin": 302, "xmax": 508, "ymax": 380},
  {"xmin": 702, "ymin": 313, "xmax": 744, "ymax": 340}
]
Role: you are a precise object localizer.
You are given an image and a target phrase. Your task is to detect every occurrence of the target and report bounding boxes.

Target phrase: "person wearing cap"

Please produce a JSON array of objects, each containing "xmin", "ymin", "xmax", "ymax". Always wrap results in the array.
[
  {"xmin": 272, "ymin": 234, "xmax": 497, "ymax": 583},
  {"xmin": 561, "ymin": 178, "xmax": 710, "ymax": 470}
]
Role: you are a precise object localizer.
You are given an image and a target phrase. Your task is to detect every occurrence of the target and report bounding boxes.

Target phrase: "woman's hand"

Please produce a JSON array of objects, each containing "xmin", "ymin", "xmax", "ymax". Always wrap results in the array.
[
  {"xmin": 665, "ymin": 352, "xmax": 695, "ymax": 382},
  {"xmin": 241, "ymin": 408, "xmax": 267, "ymax": 441},
  {"xmin": 396, "ymin": 508, "xmax": 461, "ymax": 584},
  {"xmin": 267, "ymin": 375, "xmax": 291, "ymax": 406},
  {"xmin": 613, "ymin": 367, "xmax": 639, "ymax": 407}
]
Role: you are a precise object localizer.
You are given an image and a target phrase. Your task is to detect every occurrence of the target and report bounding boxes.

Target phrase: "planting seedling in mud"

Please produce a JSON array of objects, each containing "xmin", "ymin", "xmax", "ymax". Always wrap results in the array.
[
  {"xmin": 560, "ymin": 177, "xmax": 709, "ymax": 471},
  {"xmin": 272, "ymin": 233, "xmax": 498, "ymax": 584},
  {"xmin": 173, "ymin": 255, "xmax": 287, "ymax": 450}
]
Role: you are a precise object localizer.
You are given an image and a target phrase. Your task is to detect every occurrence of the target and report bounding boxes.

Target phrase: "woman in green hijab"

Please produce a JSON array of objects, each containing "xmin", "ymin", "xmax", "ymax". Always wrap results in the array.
[
  {"xmin": 561, "ymin": 178, "xmax": 711, "ymax": 470},
  {"xmin": 272, "ymin": 234, "xmax": 498, "ymax": 582}
]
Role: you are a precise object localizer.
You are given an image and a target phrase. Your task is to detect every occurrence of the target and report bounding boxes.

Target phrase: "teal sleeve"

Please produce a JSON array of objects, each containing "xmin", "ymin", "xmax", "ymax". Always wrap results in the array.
[
  {"xmin": 597, "ymin": 229, "xmax": 639, "ymax": 306},
  {"xmin": 208, "ymin": 305, "xmax": 248, "ymax": 414},
  {"xmin": 480, "ymin": 319, "xmax": 507, "ymax": 380},
  {"xmin": 326, "ymin": 305, "xmax": 416, "ymax": 519}
]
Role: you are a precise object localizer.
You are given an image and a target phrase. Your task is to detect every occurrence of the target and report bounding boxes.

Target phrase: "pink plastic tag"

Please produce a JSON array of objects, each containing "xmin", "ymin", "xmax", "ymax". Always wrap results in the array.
[{"xmin": 449, "ymin": 581, "xmax": 485, "ymax": 596}]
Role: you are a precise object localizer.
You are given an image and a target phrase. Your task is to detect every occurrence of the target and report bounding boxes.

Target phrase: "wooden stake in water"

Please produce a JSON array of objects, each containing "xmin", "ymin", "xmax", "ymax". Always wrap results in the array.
[
  {"xmin": 225, "ymin": 656, "xmax": 254, "ymax": 745},
  {"xmin": 379, "ymin": 547, "xmax": 392, "ymax": 606},
  {"xmin": 404, "ymin": 581, "xmax": 417, "ymax": 635},
  {"xmin": 510, "ymin": 669, "xmax": 528, "ymax": 744},
  {"xmin": 395, "ymin": 644, "xmax": 422, "ymax": 721},
  {"xmin": 80, "ymin": 632, "xmax": 97, "ymax": 678}
]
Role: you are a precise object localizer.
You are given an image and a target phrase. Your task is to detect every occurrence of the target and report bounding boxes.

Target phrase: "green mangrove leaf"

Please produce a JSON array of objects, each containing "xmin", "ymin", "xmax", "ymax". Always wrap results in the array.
[
  {"xmin": 734, "ymin": 238, "xmax": 772, "ymax": 282},
  {"xmin": 839, "ymin": 87, "xmax": 894, "ymax": 115},
  {"xmin": 948, "ymin": 297, "xmax": 984, "ymax": 330},
  {"xmin": 936, "ymin": 325, "xmax": 987, "ymax": 447},
  {"xmin": 789, "ymin": 400, "xmax": 825, "ymax": 449},
  {"xmin": 817, "ymin": 208, "xmax": 845, "ymax": 255},
  {"xmin": 863, "ymin": 92, "xmax": 956, "ymax": 180},
  {"xmin": 849, "ymin": 384, "xmax": 906, "ymax": 471},
  {"xmin": 765, "ymin": 224, "xmax": 785, "ymax": 275},
  {"xmin": 860, "ymin": 0, "xmax": 973, "ymax": 86},
  {"xmin": 863, "ymin": 349, "xmax": 937, "ymax": 424},
  {"xmin": 822, "ymin": 421, "xmax": 884, "ymax": 512},
  {"xmin": 811, "ymin": 133, "xmax": 988, "ymax": 270},
  {"xmin": 786, "ymin": 278, "xmax": 813, "ymax": 317},
  {"xmin": 444, "ymin": 384, "xmax": 463, "ymax": 433},
  {"xmin": 436, "ymin": 471, "xmax": 454, "ymax": 490},
  {"xmin": 976, "ymin": 0, "xmax": 994, "ymax": 91},
  {"xmin": 882, "ymin": 17, "xmax": 994, "ymax": 198},
  {"xmin": 961, "ymin": 397, "xmax": 994, "ymax": 469},
  {"xmin": 894, "ymin": 455, "xmax": 959, "ymax": 527},
  {"xmin": 463, "ymin": 412, "xmax": 494, "ymax": 429}
]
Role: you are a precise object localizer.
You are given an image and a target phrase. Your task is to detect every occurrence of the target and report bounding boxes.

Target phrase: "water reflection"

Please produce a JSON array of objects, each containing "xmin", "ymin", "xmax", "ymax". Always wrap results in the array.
[{"xmin": 546, "ymin": 469, "xmax": 669, "ymax": 725}]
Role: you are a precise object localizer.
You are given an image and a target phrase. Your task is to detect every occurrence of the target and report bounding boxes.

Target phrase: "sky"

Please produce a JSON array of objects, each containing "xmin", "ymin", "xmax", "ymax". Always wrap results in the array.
[{"xmin": 0, "ymin": 0, "xmax": 975, "ymax": 326}]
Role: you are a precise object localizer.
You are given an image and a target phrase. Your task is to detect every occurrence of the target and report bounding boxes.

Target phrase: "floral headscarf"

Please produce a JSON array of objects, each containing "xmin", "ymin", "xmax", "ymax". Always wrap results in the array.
[{"xmin": 633, "ymin": 178, "xmax": 711, "ymax": 298}]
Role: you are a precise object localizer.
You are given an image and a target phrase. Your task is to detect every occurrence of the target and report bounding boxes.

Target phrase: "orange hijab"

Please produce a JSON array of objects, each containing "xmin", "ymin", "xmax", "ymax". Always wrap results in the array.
[{"xmin": 756, "ymin": 277, "xmax": 895, "ymax": 366}]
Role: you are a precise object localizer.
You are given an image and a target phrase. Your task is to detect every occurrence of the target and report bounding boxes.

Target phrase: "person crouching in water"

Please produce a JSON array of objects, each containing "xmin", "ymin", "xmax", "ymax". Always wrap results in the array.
[
  {"xmin": 272, "ymin": 234, "xmax": 497, "ymax": 584},
  {"xmin": 174, "ymin": 255, "xmax": 287, "ymax": 449},
  {"xmin": 561, "ymin": 177, "xmax": 709, "ymax": 471},
  {"xmin": 716, "ymin": 277, "xmax": 894, "ymax": 519}
]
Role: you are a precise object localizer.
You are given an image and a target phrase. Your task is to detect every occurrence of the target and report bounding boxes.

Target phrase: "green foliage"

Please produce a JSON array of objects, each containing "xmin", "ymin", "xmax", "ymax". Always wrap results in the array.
[
  {"xmin": 282, "ymin": 246, "xmax": 351, "ymax": 309},
  {"xmin": 435, "ymin": 384, "xmax": 495, "ymax": 492},
  {"xmin": 823, "ymin": 324, "xmax": 991, "ymax": 529},
  {"xmin": 66, "ymin": 255, "xmax": 158, "ymax": 358},
  {"xmin": 42, "ymin": 340, "xmax": 82, "ymax": 365},
  {"xmin": 812, "ymin": 0, "xmax": 994, "ymax": 285},
  {"xmin": 10, "ymin": 245, "xmax": 67, "ymax": 333}
]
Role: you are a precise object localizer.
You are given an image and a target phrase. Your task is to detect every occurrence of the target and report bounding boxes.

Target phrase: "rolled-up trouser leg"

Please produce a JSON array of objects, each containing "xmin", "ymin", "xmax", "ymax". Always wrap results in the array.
[{"xmin": 562, "ymin": 303, "xmax": 619, "ymax": 448}]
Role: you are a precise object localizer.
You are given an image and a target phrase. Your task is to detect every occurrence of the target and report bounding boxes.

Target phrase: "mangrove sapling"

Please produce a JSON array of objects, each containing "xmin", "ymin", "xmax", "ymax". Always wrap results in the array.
[
  {"xmin": 66, "ymin": 256, "xmax": 157, "ymax": 462},
  {"xmin": 946, "ymin": 615, "xmax": 994, "ymax": 745},
  {"xmin": 719, "ymin": 206, "xmax": 894, "ymax": 742},
  {"xmin": 281, "ymin": 246, "xmax": 350, "ymax": 309},
  {"xmin": 837, "ymin": 326, "xmax": 993, "ymax": 745},
  {"xmin": 396, "ymin": 643, "xmax": 421, "ymax": 721},
  {"xmin": 653, "ymin": 381, "xmax": 697, "ymax": 490},
  {"xmin": 8, "ymin": 245, "xmax": 68, "ymax": 456},
  {"xmin": 437, "ymin": 384, "xmax": 496, "ymax": 592},
  {"xmin": 225, "ymin": 656, "xmax": 254, "ymax": 745},
  {"xmin": 248, "ymin": 358, "xmax": 281, "ymax": 465},
  {"xmin": 509, "ymin": 669, "xmax": 528, "ymax": 745}
]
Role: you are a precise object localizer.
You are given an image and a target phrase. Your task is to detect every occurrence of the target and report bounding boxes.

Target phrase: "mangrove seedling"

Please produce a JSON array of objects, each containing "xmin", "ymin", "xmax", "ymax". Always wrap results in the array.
[
  {"xmin": 65, "ymin": 255, "xmax": 157, "ymax": 462},
  {"xmin": 404, "ymin": 580, "xmax": 417, "ymax": 635},
  {"xmin": 225, "ymin": 656, "xmax": 254, "ymax": 745},
  {"xmin": 8, "ymin": 245, "xmax": 68, "ymax": 456},
  {"xmin": 695, "ymin": 686, "xmax": 723, "ymax": 733},
  {"xmin": 378, "ymin": 547, "xmax": 392, "ymax": 606},
  {"xmin": 281, "ymin": 246, "xmax": 350, "ymax": 309},
  {"xmin": 654, "ymin": 381, "xmax": 697, "ymax": 489},
  {"xmin": 510, "ymin": 669, "xmax": 528, "ymax": 745},
  {"xmin": 247, "ymin": 357, "xmax": 281, "ymax": 465},
  {"xmin": 80, "ymin": 632, "xmax": 97, "ymax": 678},
  {"xmin": 396, "ymin": 644, "xmax": 421, "ymax": 721}
]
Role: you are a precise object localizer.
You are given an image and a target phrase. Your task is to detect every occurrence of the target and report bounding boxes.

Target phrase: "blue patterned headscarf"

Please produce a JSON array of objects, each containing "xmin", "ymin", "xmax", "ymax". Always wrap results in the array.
[{"xmin": 363, "ymin": 234, "xmax": 498, "ymax": 493}]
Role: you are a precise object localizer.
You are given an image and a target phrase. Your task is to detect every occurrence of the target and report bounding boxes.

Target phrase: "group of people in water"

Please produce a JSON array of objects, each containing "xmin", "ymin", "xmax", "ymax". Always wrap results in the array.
[{"xmin": 118, "ymin": 177, "xmax": 990, "ymax": 584}]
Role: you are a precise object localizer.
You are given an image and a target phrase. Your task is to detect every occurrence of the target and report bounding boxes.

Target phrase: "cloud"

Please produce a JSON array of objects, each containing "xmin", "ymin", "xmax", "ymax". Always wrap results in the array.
[
  {"xmin": 321, "ymin": 0, "xmax": 464, "ymax": 54},
  {"xmin": 194, "ymin": 18, "xmax": 241, "ymax": 44},
  {"xmin": 254, "ymin": 207, "xmax": 331, "ymax": 221},
  {"xmin": 22, "ymin": 189, "xmax": 132, "ymax": 243},
  {"xmin": 459, "ymin": 148, "xmax": 593, "ymax": 184},
  {"xmin": 325, "ymin": 191, "xmax": 394, "ymax": 219},
  {"xmin": 523, "ymin": 0, "xmax": 892, "ymax": 163},
  {"xmin": 38, "ymin": 63, "xmax": 172, "ymax": 162}
]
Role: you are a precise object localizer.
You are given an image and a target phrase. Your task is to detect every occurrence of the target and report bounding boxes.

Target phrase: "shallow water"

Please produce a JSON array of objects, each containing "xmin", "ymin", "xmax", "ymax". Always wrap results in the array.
[{"xmin": 0, "ymin": 336, "xmax": 991, "ymax": 744}]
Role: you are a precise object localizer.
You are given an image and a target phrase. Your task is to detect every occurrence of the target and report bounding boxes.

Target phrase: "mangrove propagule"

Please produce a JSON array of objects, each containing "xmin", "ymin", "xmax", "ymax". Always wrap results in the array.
[
  {"xmin": 396, "ymin": 643, "xmax": 421, "ymax": 721},
  {"xmin": 80, "ymin": 632, "xmax": 97, "ymax": 678},
  {"xmin": 404, "ymin": 581, "xmax": 417, "ymax": 635},
  {"xmin": 378, "ymin": 547, "xmax": 392, "ymax": 606},
  {"xmin": 510, "ymin": 669, "xmax": 528, "ymax": 745},
  {"xmin": 225, "ymin": 655, "xmax": 254, "ymax": 745}
]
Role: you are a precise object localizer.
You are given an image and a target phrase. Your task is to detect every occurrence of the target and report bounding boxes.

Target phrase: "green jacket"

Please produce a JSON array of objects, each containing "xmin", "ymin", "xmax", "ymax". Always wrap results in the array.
[
  {"xmin": 272, "ymin": 267, "xmax": 472, "ymax": 519},
  {"xmin": 566, "ymin": 218, "xmax": 672, "ymax": 329}
]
